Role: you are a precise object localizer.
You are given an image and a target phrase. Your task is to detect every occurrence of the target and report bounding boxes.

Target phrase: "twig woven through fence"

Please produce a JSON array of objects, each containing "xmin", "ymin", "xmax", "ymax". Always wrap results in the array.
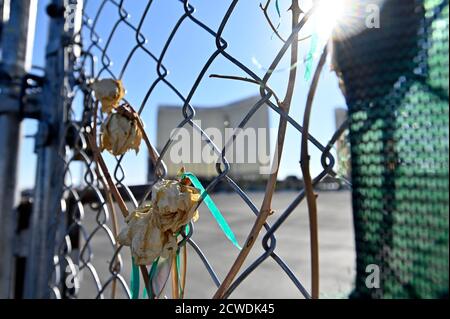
[{"xmin": 53, "ymin": 0, "xmax": 348, "ymax": 299}]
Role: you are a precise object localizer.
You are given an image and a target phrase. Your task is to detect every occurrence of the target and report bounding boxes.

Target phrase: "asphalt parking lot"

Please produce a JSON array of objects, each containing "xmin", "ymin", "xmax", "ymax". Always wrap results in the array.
[{"xmin": 75, "ymin": 190, "xmax": 355, "ymax": 299}]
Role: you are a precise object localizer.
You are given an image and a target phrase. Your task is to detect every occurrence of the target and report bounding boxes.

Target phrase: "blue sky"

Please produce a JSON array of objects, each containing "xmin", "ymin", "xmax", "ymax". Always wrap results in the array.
[{"xmin": 18, "ymin": 0, "xmax": 346, "ymax": 190}]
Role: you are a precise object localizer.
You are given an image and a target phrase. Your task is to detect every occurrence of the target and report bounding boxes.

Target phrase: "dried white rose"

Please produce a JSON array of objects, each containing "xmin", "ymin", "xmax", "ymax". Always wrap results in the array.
[
  {"xmin": 118, "ymin": 206, "xmax": 178, "ymax": 265},
  {"xmin": 151, "ymin": 179, "xmax": 200, "ymax": 232},
  {"xmin": 100, "ymin": 111, "xmax": 142, "ymax": 156},
  {"xmin": 117, "ymin": 179, "xmax": 200, "ymax": 265},
  {"xmin": 91, "ymin": 78, "xmax": 125, "ymax": 113}
]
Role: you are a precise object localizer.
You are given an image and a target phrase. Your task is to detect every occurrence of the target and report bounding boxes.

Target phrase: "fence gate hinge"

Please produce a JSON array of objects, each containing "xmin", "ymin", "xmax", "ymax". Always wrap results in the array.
[{"xmin": 0, "ymin": 73, "xmax": 44, "ymax": 120}]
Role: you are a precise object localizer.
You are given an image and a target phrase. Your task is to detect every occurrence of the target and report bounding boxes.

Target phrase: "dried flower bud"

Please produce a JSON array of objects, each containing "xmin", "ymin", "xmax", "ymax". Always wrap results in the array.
[
  {"xmin": 117, "ymin": 179, "xmax": 200, "ymax": 265},
  {"xmin": 91, "ymin": 79, "xmax": 125, "ymax": 113},
  {"xmin": 151, "ymin": 179, "xmax": 200, "ymax": 232},
  {"xmin": 100, "ymin": 110, "xmax": 143, "ymax": 156},
  {"xmin": 117, "ymin": 206, "xmax": 178, "ymax": 265}
]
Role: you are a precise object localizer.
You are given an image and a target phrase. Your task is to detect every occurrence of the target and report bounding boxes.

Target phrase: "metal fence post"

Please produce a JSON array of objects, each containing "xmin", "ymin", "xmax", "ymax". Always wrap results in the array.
[
  {"xmin": 24, "ymin": 0, "xmax": 81, "ymax": 299},
  {"xmin": 0, "ymin": 0, "xmax": 37, "ymax": 299}
]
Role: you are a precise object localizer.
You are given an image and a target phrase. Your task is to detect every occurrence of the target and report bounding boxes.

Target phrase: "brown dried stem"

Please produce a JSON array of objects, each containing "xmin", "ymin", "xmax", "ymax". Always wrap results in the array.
[
  {"xmin": 181, "ymin": 244, "xmax": 187, "ymax": 299},
  {"xmin": 209, "ymin": 74, "xmax": 282, "ymax": 106},
  {"xmin": 88, "ymin": 102, "xmax": 156, "ymax": 298},
  {"xmin": 92, "ymin": 102, "xmax": 120, "ymax": 299},
  {"xmin": 88, "ymin": 138, "xmax": 129, "ymax": 219},
  {"xmin": 260, "ymin": 0, "xmax": 310, "ymax": 43},
  {"xmin": 106, "ymin": 191, "xmax": 120, "ymax": 299},
  {"xmin": 134, "ymin": 115, "xmax": 160, "ymax": 167},
  {"xmin": 213, "ymin": 0, "xmax": 303, "ymax": 299},
  {"xmin": 300, "ymin": 45, "xmax": 328, "ymax": 299},
  {"xmin": 171, "ymin": 254, "xmax": 179, "ymax": 299},
  {"xmin": 117, "ymin": 103, "xmax": 162, "ymax": 173},
  {"xmin": 260, "ymin": 0, "xmax": 287, "ymax": 42}
]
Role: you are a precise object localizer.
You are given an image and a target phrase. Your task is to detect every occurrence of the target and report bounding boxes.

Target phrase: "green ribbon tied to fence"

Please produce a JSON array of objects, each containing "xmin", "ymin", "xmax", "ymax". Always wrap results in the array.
[
  {"xmin": 130, "ymin": 172, "xmax": 241, "ymax": 299},
  {"xmin": 130, "ymin": 257, "xmax": 140, "ymax": 299},
  {"xmin": 182, "ymin": 171, "xmax": 242, "ymax": 251},
  {"xmin": 304, "ymin": 32, "xmax": 318, "ymax": 81}
]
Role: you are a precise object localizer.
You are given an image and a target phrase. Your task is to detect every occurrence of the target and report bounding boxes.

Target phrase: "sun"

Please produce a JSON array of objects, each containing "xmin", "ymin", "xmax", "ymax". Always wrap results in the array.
[
  {"xmin": 313, "ymin": 0, "xmax": 347, "ymax": 40},
  {"xmin": 312, "ymin": 0, "xmax": 382, "ymax": 41}
]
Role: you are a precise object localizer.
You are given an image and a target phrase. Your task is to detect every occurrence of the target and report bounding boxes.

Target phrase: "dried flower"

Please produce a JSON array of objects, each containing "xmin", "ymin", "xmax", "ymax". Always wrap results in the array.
[
  {"xmin": 91, "ymin": 78, "xmax": 125, "ymax": 113},
  {"xmin": 117, "ymin": 179, "xmax": 200, "ymax": 265},
  {"xmin": 100, "ymin": 106, "xmax": 143, "ymax": 156},
  {"xmin": 118, "ymin": 206, "xmax": 178, "ymax": 265},
  {"xmin": 151, "ymin": 179, "xmax": 200, "ymax": 232}
]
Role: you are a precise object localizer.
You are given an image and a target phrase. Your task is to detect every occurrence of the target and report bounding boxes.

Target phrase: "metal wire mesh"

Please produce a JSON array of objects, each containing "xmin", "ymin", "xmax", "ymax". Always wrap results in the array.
[{"xmin": 51, "ymin": 0, "xmax": 348, "ymax": 299}]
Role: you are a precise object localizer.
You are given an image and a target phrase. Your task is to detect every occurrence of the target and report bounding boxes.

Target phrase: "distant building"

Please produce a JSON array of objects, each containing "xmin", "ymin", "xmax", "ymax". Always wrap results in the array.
[{"xmin": 150, "ymin": 96, "xmax": 270, "ymax": 181}]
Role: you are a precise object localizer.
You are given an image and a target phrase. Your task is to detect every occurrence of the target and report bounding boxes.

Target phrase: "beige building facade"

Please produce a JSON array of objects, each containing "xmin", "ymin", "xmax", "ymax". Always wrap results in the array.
[{"xmin": 152, "ymin": 96, "xmax": 270, "ymax": 181}]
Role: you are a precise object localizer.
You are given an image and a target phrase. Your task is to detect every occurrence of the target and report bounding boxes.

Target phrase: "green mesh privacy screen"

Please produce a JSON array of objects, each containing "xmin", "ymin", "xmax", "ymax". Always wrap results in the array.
[{"xmin": 334, "ymin": 0, "xmax": 449, "ymax": 298}]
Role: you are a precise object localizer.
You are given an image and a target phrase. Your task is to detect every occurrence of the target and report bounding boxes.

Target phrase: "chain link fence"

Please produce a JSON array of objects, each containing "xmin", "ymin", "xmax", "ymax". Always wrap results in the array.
[
  {"xmin": 1, "ymin": 0, "xmax": 447, "ymax": 299},
  {"xmin": 40, "ymin": 0, "xmax": 349, "ymax": 299}
]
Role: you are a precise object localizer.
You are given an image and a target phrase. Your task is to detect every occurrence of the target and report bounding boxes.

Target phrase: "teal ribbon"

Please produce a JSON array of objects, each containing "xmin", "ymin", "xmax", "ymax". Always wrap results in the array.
[
  {"xmin": 275, "ymin": 0, "xmax": 281, "ymax": 18},
  {"xmin": 142, "ymin": 257, "xmax": 159, "ymax": 299},
  {"xmin": 131, "ymin": 257, "xmax": 160, "ymax": 299},
  {"xmin": 304, "ymin": 32, "xmax": 318, "ymax": 81},
  {"xmin": 271, "ymin": 0, "xmax": 282, "ymax": 40},
  {"xmin": 130, "ymin": 258, "xmax": 140, "ymax": 299},
  {"xmin": 176, "ymin": 250, "xmax": 183, "ymax": 297},
  {"xmin": 130, "ymin": 173, "xmax": 240, "ymax": 298},
  {"xmin": 182, "ymin": 172, "xmax": 242, "ymax": 250}
]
